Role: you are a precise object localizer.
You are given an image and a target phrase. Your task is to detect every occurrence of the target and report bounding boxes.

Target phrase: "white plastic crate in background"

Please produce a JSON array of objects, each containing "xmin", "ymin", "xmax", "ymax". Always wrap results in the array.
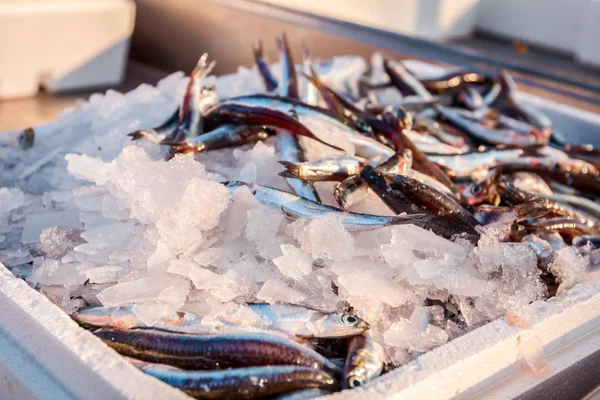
[
  {"xmin": 0, "ymin": 0, "xmax": 136, "ymax": 99},
  {"xmin": 258, "ymin": 0, "xmax": 481, "ymax": 41},
  {"xmin": 476, "ymin": 0, "xmax": 600, "ymax": 68}
]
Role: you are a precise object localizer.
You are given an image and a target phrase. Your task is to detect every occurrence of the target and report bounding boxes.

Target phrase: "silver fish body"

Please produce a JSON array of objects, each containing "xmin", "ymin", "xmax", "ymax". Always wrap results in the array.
[
  {"xmin": 225, "ymin": 181, "xmax": 427, "ymax": 231},
  {"xmin": 279, "ymin": 155, "xmax": 365, "ymax": 182},
  {"xmin": 131, "ymin": 360, "xmax": 339, "ymax": 400}
]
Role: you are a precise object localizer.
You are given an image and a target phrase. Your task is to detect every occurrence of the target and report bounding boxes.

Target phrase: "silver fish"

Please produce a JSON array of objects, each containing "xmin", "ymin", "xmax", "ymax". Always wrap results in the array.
[
  {"xmin": 168, "ymin": 124, "xmax": 275, "ymax": 154},
  {"xmin": 130, "ymin": 359, "xmax": 339, "ymax": 400},
  {"xmin": 225, "ymin": 181, "xmax": 428, "ymax": 231},
  {"xmin": 279, "ymin": 155, "xmax": 365, "ymax": 182},
  {"xmin": 74, "ymin": 302, "xmax": 369, "ymax": 339},
  {"xmin": 343, "ymin": 334, "xmax": 384, "ymax": 388},
  {"xmin": 275, "ymin": 131, "xmax": 321, "ymax": 202},
  {"xmin": 427, "ymin": 148, "xmax": 523, "ymax": 177}
]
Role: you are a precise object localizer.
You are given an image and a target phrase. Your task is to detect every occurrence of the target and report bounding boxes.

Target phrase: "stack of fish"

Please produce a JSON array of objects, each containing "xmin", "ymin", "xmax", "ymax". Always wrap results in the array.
[
  {"xmin": 73, "ymin": 302, "xmax": 381, "ymax": 399},
  {"xmin": 64, "ymin": 33, "xmax": 600, "ymax": 399}
]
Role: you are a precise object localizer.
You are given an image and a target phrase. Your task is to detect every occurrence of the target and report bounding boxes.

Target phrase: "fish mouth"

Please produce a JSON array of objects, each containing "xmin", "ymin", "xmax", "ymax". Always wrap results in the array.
[{"xmin": 357, "ymin": 320, "xmax": 370, "ymax": 331}]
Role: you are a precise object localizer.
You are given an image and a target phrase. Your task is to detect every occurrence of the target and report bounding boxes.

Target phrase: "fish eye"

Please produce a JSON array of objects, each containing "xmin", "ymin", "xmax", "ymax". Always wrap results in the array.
[
  {"xmin": 348, "ymin": 376, "xmax": 364, "ymax": 388},
  {"xmin": 342, "ymin": 314, "xmax": 359, "ymax": 326},
  {"xmin": 470, "ymin": 184, "xmax": 483, "ymax": 195}
]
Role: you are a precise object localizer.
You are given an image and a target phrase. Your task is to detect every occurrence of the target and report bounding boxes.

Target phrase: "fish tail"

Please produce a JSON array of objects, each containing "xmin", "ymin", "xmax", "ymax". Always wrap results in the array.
[
  {"xmin": 515, "ymin": 197, "xmax": 550, "ymax": 221},
  {"xmin": 278, "ymin": 161, "xmax": 302, "ymax": 179},
  {"xmin": 127, "ymin": 130, "xmax": 148, "ymax": 140}
]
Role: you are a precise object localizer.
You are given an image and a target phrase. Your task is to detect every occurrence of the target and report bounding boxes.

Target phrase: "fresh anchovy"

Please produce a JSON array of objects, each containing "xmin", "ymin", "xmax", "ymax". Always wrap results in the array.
[
  {"xmin": 572, "ymin": 235, "xmax": 600, "ymax": 249},
  {"xmin": 203, "ymin": 103, "xmax": 343, "ymax": 151},
  {"xmin": 222, "ymin": 94, "xmax": 370, "ymax": 136},
  {"xmin": 474, "ymin": 198, "xmax": 549, "ymax": 226},
  {"xmin": 523, "ymin": 217, "xmax": 594, "ymax": 237},
  {"xmin": 17, "ymin": 127, "xmax": 35, "ymax": 149},
  {"xmin": 407, "ymin": 169, "xmax": 454, "ymax": 197},
  {"xmin": 343, "ymin": 335, "xmax": 384, "ymax": 388},
  {"xmin": 169, "ymin": 125, "xmax": 275, "ymax": 154},
  {"xmin": 130, "ymin": 360, "xmax": 339, "ymax": 400},
  {"xmin": 360, "ymin": 167, "xmax": 479, "ymax": 242},
  {"xmin": 426, "ymin": 148, "xmax": 521, "ymax": 177},
  {"xmin": 224, "ymin": 181, "xmax": 428, "ymax": 231},
  {"xmin": 333, "ymin": 151, "xmax": 412, "ymax": 209},
  {"xmin": 383, "ymin": 59, "xmax": 434, "ymax": 100},
  {"xmin": 438, "ymin": 106, "xmax": 541, "ymax": 147},
  {"xmin": 384, "ymin": 173, "xmax": 479, "ymax": 229},
  {"xmin": 95, "ymin": 328, "xmax": 341, "ymax": 375},
  {"xmin": 493, "ymin": 162, "xmax": 600, "ymax": 194},
  {"xmin": 275, "ymin": 131, "xmax": 321, "ymax": 202},
  {"xmin": 277, "ymin": 33, "xmax": 299, "ymax": 99},
  {"xmin": 521, "ymin": 234, "xmax": 555, "ymax": 269},
  {"xmin": 178, "ymin": 53, "xmax": 217, "ymax": 139},
  {"xmin": 74, "ymin": 303, "xmax": 368, "ymax": 339},
  {"xmin": 404, "ymin": 129, "xmax": 466, "ymax": 155},
  {"xmin": 499, "ymin": 181, "xmax": 600, "ymax": 233},
  {"xmin": 253, "ymin": 39, "xmax": 278, "ymax": 92},
  {"xmin": 544, "ymin": 193, "xmax": 600, "ymax": 219},
  {"xmin": 418, "ymin": 69, "xmax": 494, "ymax": 94},
  {"xmin": 413, "ymin": 117, "xmax": 472, "ymax": 151},
  {"xmin": 279, "ymin": 155, "xmax": 365, "ymax": 182}
]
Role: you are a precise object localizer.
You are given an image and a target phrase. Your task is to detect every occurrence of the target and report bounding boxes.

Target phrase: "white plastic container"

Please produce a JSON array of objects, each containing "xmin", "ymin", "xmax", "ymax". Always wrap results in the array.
[
  {"xmin": 258, "ymin": 0, "xmax": 480, "ymax": 41},
  {"xmin": 0, "ymin": 0, "xmax": 136, "ymax": 99},
  {"xmin": 476, "ymin": 0, "xmax": 600, "ymax": 67},
  {"xmin": 1, "ymin": 62, "xmax": 599, "ymax": 399}
]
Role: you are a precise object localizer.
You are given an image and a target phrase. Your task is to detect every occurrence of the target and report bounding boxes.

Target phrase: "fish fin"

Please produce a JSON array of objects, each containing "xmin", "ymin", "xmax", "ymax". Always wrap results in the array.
[
  {"xmin": 252, "ymin": 39, "xmax": 263, "ymax": 59},
  {"xmin": 515, "ymin": 197, "xmax": 550, "ymax": 222},
  {"xmin": 127, "ymin": 129, "xmax": 166, "ymax": 144},
  {"xmin": 388, "ymin": 213, "xmax": 430, "ymax": 228},
  {"xmin": 127, "ymin": 130, "xmax": 147, "ymax": 140},
  {"xmin": 278, "ymin": 160, "xmax": 302, "ymax": 179},
  {"xmin": 159, "ymin": 141, "xmax": 196, "ymax": 154}
]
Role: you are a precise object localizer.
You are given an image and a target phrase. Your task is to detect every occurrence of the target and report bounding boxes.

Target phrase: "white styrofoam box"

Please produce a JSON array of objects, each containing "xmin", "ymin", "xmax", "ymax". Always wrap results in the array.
[
  {"xmin": 476, "ymin": 0, "xmax": 600, "ymax": 67},
  {"xmin": 258, "ymin": 0, "xmax": 480, "ymax": 41},
  {"xmin": 0, "ymin": 1, "xmax": 136, "ymax": 99}
]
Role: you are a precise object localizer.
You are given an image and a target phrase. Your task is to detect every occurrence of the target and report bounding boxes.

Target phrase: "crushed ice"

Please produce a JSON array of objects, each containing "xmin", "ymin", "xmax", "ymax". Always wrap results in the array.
[{"xmin": 0, "ymin": 55, "xmax": 595, "ymax": 366}]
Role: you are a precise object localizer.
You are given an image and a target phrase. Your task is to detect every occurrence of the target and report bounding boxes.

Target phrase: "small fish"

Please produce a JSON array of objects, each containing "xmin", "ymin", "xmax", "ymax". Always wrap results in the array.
[
  {"xmin": 544, "ymin": 193, "xmax": 600, "ymax": 220},
  {"xmin": 275, "ymin": 131, "xmax": 321, "ymax": 202},
  {"xmin": 165, "ymin": 125, "xmax": 275, "ymax": 154},
  {"xmin": 203, "ymin": 103, "xmax": 344, "ymax": 151},
  {"xmin": 17, "ymin": 127, "xmax": 35, "ymax": 149},
  {"xmin": 279, "ymin": 155, "xmax": 366, "ymax": 182},
  {"xmin": 384, "ymin": 173, "xmax": 479, "ymax": 229},
  {"xmin": 224, "ymin": 181, "xmax": 428, "ymax": 231},
  {"xmin": 301, "ymin": 44, "xmax": 320, "ymax": 107},
  {"xmin": 277, "ymin": 33, "xmax": 299, "ymax": 99},
  {"xmin": 303, "ymin": 65, "xmax": 345, "ymax": 117},
  {"xmin": 523, "ymin": 217, "xmax": 595, "ymax": 237},
  {"xmin": 343, "ymin": 334, "xmax": 384, "ymax": 388},
  {"xmin": 473, "ymin": 198, "xmax": 549, "ymax": 226},
  {"xmin": 130, "ymin": 360, "xmax": 339, "ymax": 400},
  {"xmin": 458, "ymin": 170, "xmax": 501, "ymax": 206},
  {"xmin": 75, "ymin": 303, "xmax": 368, "ymax": 339},
  {"xmin": 222, "ymin": 95, "xmax": 369, "ymax": 137},
  {"xmin": 438, "ymin": 106, "xmax": 542, "ymax": 148},
  {"xmin": 504, "ymin": 172, "xmax": 553, "ymax": 195},
  {"xmin": 253, "ymin": 39, "xmax": 278, "ymax": 92},
  {"xmin": 95, "ymin": 328, "xmax": 342, "ymax": 376},
  {"xmin": 178, "ymin": 53, "xmax": 217, "ymax": 139},
  {"xmin": 418, "ymin": 69, "xmax": 494, "ymax": 94},
  {"xmin": 383, "ymin": 59, "xmax": 434, "ymax": 100}
]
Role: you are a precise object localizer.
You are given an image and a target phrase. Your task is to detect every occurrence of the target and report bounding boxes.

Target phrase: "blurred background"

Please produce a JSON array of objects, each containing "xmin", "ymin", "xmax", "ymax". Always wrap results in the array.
[{"xmin": 1, "ymin": 0, "xmax": 600, "ymax": 131}]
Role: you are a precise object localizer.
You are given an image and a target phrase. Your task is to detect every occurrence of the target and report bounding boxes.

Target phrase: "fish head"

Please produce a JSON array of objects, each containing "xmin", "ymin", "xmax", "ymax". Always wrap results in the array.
[{"xmin": 313, "ymin": 312, "xmax": 369, "ymax": 338}]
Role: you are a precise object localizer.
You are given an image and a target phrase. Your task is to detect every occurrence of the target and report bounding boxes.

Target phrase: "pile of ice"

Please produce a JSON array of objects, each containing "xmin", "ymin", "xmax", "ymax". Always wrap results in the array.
[{"xmin": 0, "ymin": 55, "xmax": 593, "ymax": 365}]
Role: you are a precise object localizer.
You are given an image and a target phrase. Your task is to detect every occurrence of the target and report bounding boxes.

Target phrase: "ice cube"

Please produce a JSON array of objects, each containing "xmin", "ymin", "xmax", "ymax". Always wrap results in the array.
[
  {"xmin": 40, "ymin": 226, "xmax": 85, "ymax": 260},
  {"xmin": 21, "ymin": 210, "xmax": 83, "ymax": 244},
  {"xmin": 256, "ymin": 279, "xmax": 307, "ymax": 303},
  {"xmin": 272, "ymin": 245, "xmax": 313, "ymax": 280}
]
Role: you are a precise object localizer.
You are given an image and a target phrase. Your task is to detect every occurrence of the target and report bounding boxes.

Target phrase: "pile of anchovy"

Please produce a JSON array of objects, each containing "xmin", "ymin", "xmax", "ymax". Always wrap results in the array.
[{"xmin": 71, "ymin": 34, "xmax": 600, "ymax": 399}]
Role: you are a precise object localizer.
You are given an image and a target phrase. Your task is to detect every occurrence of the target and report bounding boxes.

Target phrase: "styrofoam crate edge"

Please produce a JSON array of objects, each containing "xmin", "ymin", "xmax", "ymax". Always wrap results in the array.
[
  {"xmin": 0, "ymin": 263, "xmax": 189, "ymax": 400},
  {"xmin": 326, "ymin": 282, "xmax": 600, "ymax": 399}
]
